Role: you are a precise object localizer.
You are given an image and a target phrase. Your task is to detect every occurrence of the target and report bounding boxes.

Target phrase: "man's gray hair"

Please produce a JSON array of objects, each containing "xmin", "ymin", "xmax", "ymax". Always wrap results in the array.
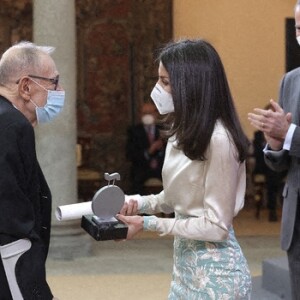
[{"xmin": 0, "ymin": 41, "xmax": 55, "ymax": 86}]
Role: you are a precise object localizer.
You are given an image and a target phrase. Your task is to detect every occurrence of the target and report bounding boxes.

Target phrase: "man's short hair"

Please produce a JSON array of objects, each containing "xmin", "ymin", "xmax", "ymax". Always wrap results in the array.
[{"xmin": 0, "ymin": 41, "xmax": 55, "ymax": 86}]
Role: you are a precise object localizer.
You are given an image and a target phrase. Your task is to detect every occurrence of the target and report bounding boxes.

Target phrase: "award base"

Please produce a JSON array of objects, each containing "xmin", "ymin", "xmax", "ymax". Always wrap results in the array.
[{"xmin": 81, "ymin": 215, "xmax": 128, "ymax": 241}]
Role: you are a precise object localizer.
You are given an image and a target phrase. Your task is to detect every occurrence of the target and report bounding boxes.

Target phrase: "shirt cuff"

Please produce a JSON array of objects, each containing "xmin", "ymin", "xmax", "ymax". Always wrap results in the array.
[
  {"xmin": 143, "ymin": 216, "xmax": 157, "ymax": 231},
  {"xmin": 283, "ymin": 123, "xmax": 296, "ymax": 150}
]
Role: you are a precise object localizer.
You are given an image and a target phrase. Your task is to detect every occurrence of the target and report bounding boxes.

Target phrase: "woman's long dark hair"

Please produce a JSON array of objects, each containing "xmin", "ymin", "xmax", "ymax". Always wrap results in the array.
[{"xmin": 159, "ymin": 39, "xmax": 249, "ymax": 162}]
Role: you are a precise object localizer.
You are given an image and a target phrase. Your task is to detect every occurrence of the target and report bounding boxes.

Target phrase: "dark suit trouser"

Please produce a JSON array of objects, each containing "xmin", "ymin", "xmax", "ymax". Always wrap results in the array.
[{"xmin": 287, "ymin": 200, "xmax": 300, "ymax": 300}]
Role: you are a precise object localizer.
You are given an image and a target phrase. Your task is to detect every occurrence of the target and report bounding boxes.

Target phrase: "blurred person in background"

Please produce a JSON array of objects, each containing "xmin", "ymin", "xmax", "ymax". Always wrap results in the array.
[{"xmin": 126, "ymin": 102, "xmax": 165, "ymax": 194}]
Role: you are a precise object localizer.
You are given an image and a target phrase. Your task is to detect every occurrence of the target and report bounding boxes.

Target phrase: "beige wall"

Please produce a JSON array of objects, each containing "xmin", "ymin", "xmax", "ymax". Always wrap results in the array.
[{"xmin": 173, "ymin": 0, "xmax": 296, "ymax": 139}]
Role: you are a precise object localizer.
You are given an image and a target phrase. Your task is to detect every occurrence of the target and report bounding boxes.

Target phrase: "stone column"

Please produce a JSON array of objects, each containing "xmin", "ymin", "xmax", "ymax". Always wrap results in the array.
[{"xmin": 33, "ymin": 0, "xmax": 91, "ymax": 258}]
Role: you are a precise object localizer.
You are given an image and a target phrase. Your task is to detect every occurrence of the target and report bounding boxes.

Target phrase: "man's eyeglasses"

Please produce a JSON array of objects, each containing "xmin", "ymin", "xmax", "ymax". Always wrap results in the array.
[{"xmin": 16, "ymin": 74, "xmax": 60, "ymax": 90}]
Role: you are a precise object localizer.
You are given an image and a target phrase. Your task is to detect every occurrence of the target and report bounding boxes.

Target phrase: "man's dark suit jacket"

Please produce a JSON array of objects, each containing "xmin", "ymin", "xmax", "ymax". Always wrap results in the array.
[
  {"xmin": 0, "ymin": 96, "xmax": 53, "ymax": 299},
  {"xmin": 264, "ymin": 67, "xmax": 300, "ymax": 251}
]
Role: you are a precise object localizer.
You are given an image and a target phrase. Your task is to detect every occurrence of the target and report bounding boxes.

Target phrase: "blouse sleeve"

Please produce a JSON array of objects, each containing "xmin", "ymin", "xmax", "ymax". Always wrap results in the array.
[
  {"xmin": 139, "ymin": 191, "xmax": 174, "ymax": 215},
  {"xmin": 143, "ymin": 133, "xmax": 244, "ymax": 242}
]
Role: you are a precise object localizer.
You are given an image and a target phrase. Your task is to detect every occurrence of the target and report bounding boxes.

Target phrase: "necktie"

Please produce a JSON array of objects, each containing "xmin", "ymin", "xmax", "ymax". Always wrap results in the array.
[
  {"xmin": 146, "ymin": 126, "xmax": 155, "ymax": 144},
  {"xmin": 146, "ymin": 126, "xmax": 158, "ymax": 169}
]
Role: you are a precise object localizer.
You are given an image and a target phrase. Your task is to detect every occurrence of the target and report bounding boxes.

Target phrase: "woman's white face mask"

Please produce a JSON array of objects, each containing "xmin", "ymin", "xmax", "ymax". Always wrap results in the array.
[{"xmin": 150, "ymin": 83, "xmax": 174, "ymax": 115}]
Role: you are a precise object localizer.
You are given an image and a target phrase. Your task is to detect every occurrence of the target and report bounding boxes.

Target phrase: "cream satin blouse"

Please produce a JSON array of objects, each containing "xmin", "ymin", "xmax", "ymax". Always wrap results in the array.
[{"xmin": 132, "ymin": 121, "xmax": 246, "ymax": 242}]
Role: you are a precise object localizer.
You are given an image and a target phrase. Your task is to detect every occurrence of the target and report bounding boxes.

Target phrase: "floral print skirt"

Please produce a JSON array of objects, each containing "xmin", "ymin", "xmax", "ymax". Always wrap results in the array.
[{"xmin": 168, "ymin": 227, "xmax": 252, "ymax": 300}]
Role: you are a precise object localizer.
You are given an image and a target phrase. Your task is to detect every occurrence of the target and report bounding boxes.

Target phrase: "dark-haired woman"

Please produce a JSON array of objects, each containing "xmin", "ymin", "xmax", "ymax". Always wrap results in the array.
[{"xmin": 118, "ymin": 39, "xmax": 252, "ymax": 299}]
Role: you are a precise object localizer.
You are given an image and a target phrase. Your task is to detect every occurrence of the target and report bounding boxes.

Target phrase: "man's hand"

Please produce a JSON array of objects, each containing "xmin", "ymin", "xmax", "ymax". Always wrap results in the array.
[
  {"xmin": 248, "ymin": 99, "xmax": 292, "ymax": 143},
  {"xmin": 148, "ymin": 139, "xmax": 164, "ymax": 155}
]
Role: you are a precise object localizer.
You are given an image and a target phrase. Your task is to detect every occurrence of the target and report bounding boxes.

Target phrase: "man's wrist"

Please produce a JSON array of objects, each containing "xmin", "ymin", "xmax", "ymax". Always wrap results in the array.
[{"xmin": 264, "ymin": 143, "xmax": 282, "ymax": 152}]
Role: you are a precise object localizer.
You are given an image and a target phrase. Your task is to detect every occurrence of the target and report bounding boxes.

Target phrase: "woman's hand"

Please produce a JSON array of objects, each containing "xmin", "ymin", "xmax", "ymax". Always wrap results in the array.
[
  {"xmin": 116, "ymin": 214, "xmax": 144, "ymax": 239},
  {"xmin": 119, "ymin": 199, "xmax": 138, "ymax": 216}
]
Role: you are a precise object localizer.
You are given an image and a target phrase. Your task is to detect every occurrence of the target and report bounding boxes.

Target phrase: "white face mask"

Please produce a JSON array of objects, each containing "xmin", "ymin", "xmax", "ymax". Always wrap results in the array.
[
  {"xmin": 297, "ymin": 36, "xmax": 300, "ymax": 46},
  {"xmin": 150, "ymin": 83, "xmax": 174, "ymax": 115},
  {"xmin": 141, "ymin": 114, "xmax": 155, "ymax": 125}
]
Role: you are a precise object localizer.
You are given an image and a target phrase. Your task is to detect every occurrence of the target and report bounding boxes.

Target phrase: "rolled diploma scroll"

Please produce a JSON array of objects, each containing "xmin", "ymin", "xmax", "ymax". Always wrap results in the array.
[
  {"xmin": 56, "ymin": 201, "xmax": 93, "ymax": 221},
  {"xmin": 56, "ymin": 195, "xmax": 142, "ymax": 221}
]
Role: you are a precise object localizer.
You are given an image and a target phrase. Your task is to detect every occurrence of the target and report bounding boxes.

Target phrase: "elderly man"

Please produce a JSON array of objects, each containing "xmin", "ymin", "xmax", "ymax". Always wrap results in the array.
[
  {"xmin": 0, "ymin": 41, "xmax": 64, "ymax": 299},
  {"xmin": 248, "ymin": 2, "xmax": 300, "ymax": 299}
]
